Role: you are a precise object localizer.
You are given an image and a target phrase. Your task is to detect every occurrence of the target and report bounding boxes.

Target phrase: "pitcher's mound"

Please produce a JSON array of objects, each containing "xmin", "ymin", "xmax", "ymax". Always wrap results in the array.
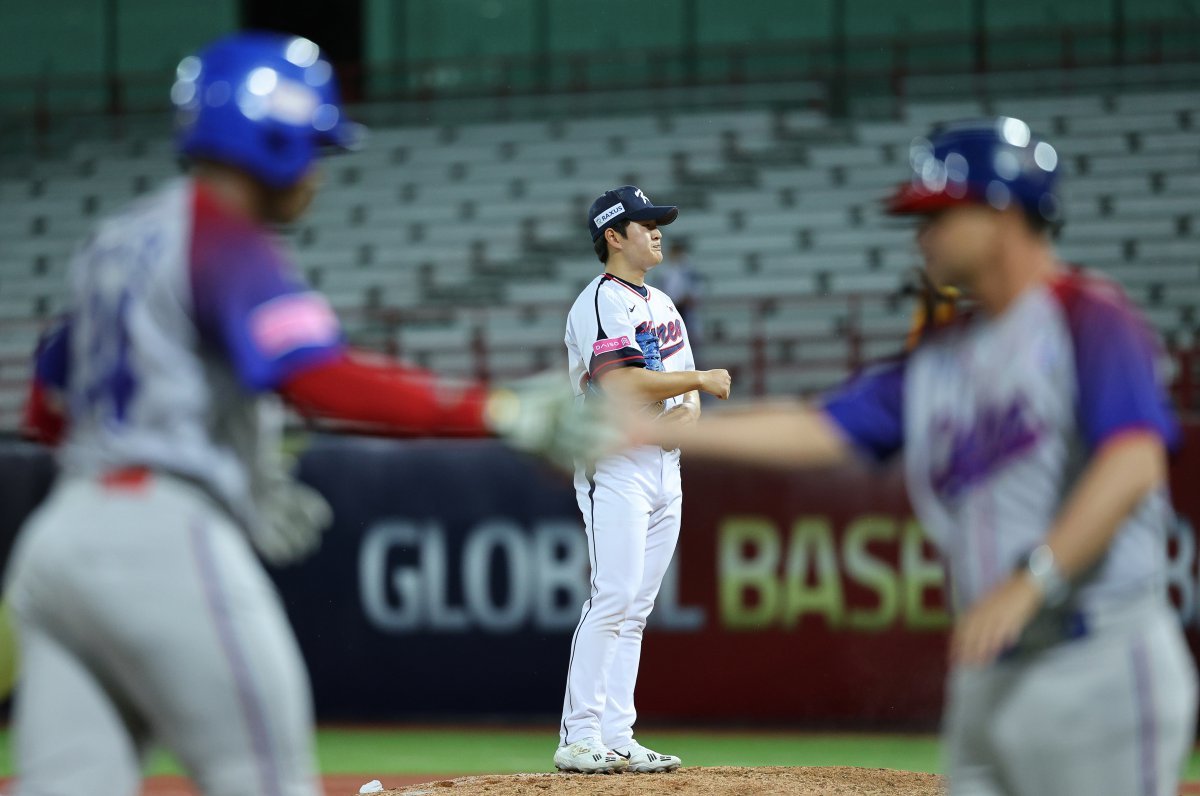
[{"xmin": 384, "ymin": 766, "xmax": 942, "ymax": 795}]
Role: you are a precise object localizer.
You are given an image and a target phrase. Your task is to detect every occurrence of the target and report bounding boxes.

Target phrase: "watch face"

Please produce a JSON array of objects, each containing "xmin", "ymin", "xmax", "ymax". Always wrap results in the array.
[
  {"xmin": 1026, "ymin": 545, "xmax": 1068, "ymax": 607},
  {"xmin": 1028, "ymin": 545, "xmax": 1054, "ymax": 578}
]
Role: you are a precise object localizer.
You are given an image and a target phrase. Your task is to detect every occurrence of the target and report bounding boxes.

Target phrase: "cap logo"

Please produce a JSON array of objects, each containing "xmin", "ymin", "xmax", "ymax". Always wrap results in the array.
[
  {"xmin": 634, "ymin": 188, "xmax": 650, "ymax": 205},
  {"xmin": 593, "ymin": 202, "xmax": 625, "ymax": 228}
]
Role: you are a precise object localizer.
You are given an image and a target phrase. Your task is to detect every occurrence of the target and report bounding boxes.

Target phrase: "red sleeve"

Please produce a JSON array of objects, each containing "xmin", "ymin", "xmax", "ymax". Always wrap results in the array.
[
  {"xmin": 22, "ymin": 380, "xmax": 66, "ymax": 446},
  {"xmin": 22, "ymin": 321, "xmax": 71, "ymax": 446},
  {"xmin": 279, "ymin": 350, "xmax": 490, "ymax": 437}
]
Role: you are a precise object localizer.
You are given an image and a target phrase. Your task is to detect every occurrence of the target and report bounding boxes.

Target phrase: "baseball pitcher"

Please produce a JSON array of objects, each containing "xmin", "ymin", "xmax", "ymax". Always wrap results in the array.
[{"xmin": 555, "ymin": 185, "xmax": 731, "ymax": 774}]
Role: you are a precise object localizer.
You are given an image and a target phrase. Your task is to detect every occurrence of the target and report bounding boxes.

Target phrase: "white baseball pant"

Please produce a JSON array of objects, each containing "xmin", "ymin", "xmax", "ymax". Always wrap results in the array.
[{"xmin": 560, "ymin": 446, "xmax": 682, "ymax": 749}]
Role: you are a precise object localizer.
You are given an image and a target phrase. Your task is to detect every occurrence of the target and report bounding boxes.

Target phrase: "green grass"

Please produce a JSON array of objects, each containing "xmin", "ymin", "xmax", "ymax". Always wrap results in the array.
[
  {"xmin": 0, "ymin": 727, "xmax": 1196, "ymax": 778},
  {"xmin": 306, "ymin": 729, "xmax": 944, "ymax": 775}
]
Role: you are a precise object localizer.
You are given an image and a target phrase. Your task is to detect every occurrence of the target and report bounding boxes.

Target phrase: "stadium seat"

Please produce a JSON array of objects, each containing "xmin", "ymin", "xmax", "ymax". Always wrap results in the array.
[{"xmin": 2, "ymin": 74, "xmax": 1199, "ymax": 426}]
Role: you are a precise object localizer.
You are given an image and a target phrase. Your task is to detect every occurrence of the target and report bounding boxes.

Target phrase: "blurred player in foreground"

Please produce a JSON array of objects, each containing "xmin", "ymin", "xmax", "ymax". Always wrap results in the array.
[
  {"xmin": 555, "ymin": 186, "xmax": 731, "ymax": 774},
  {"xmin": 654, "ymin": 119, "xmax": 1197, "ymax": 795},
  {"xmin": 7, "ymin": 32, "xmax": 582, "ymax": 796}
]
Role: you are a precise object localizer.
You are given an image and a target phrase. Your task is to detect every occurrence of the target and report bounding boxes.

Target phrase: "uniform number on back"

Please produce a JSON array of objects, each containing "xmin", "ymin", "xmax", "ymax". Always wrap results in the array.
[{"xmin": 74, "ymin": 231, "xmax": 162, "ymax": 427}]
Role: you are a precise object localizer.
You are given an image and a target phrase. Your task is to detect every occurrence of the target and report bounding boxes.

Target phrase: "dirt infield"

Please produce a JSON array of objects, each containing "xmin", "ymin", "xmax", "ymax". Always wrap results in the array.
[
  {"xmin": 5, "ymin": 773, "xmax": 473, "ymax": 795},
  {"xmin": 121, "ymin": 775, "xmax": 442, "ymax": 795},
  {"xmin": 380, "ymin": 767, "xmax": 942, "ymax": 795},
  {"xmin": 9, "ymin": 769, "xmax": 1195, "ymax": 795}
]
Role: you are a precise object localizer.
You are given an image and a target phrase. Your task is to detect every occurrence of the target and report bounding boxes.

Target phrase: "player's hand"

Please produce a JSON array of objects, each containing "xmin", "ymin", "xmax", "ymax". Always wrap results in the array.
[
  {"xmin": 249, "ymin": 402, "xmax": 334, "ymax": 566},
  {"xmin": 486, "ymin": 370, "xmax": 621, "ymax": 471},
  {"xmin": 950, "ymin": 573, "xmax": 1043, "ymax": 667},
  {"xmin": 699, "ymin": 369, "xmax": 732, "ymax": 400},
  {"xmin": 254, "ymin": 477, "xmax": 334, "ymax": 566}
]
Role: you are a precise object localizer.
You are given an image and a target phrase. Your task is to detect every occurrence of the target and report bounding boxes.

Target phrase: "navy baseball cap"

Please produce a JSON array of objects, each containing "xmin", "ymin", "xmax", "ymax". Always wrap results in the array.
[{"xmin": 587, "ymin": 185, "xmax": 678, "ymax": 241}]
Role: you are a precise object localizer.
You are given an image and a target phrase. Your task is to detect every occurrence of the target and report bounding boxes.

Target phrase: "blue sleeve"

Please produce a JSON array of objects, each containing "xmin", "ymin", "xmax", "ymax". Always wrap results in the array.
[
  {"xmin": 1057, "ymin": 281, "xmax": 1179, "ymax": 452},
  {"xmin": 820, "ymin": 360, "xmax": 906, "ymax": 462},
  {"xmin": 34, "ymin": 318, "xmax": 71, "ymax": 390},
  {"xmin": 189, "ymin": 190, "xmax": 344, "ymax": 392}
]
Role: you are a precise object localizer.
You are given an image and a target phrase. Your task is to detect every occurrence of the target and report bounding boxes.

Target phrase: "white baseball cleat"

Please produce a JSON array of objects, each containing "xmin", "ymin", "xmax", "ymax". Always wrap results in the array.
[
  {"xmin": 554, "ymin": 737, "xmax": 629, "ymax": 774},
  {"xmin": 611, "ymin": 740, "xmax": 682, "ymax": 773}
]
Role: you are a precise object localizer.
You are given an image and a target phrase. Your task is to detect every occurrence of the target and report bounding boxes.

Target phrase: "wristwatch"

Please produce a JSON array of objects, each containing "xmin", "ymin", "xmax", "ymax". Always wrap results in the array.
[{"xmin": 1020, "ymin": 544, "xmax": 1069, "ymax": 608}]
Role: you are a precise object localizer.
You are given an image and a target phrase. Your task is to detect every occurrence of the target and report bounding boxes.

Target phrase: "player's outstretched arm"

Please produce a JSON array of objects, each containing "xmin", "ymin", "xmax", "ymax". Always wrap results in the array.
[
  {"xmin": 651, "ymin": 400, "xmax": 851, "ymax": 468},
  {"xmin": 640, "ymin": 357, "xmax": 902, "ymax": 467},
  {"xmin": 282, "ymin": 357, "xmax": 600, "ymax": 471},
  {"xmin": 279, "ymin": 351, "xmax": 489, "ymax": 437},
  {"xmin": 602, "ymin": 367, "xmax": 731, "ymax": 403}
]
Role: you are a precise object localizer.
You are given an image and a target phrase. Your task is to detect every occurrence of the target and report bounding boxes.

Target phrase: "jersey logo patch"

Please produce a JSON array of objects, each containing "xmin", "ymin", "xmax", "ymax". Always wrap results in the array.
[
  {"xmin": 593, "ymin": 335, "xmax": 631, "ymax": 356},
  {"xmin": 655, "ymin": 319, "xmax": 683, "ymax": 347},
  {"xmin": 250, "ymin": 292, "xmax": 339, "ymax": 358},
  {"xmin": 930, "ymin": 395, "xmax": 1045, "ymax": 499}
]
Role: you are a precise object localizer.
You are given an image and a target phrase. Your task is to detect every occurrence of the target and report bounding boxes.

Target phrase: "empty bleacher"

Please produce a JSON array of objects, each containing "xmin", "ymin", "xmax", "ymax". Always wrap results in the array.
[{"xmin": 1, "ymin": 83, "xmax": 1198, "ymax": 430}]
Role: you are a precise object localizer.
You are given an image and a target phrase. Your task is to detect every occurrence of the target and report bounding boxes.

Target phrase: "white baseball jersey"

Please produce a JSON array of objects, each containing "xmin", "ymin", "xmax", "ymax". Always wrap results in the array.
[
  {"xmin": 559, "ymin": 272, "xmax": 694, "ymax": 750},
  {"xmin": 823, "ymin": 270, "xmax": 1178, "ymax": 613},
  {"xmin": 565, "ymin": 272, "xmax": 695, "ymax": 415},
  {"xmin": 38, "ymin": 178, "xmax": 344, "ymax": 532}
]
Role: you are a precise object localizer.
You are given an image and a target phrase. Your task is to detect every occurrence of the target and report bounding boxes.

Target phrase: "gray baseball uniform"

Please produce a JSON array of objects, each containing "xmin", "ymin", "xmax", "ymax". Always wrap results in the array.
[
  {"xmin": 822, "ymin": 270, "xmax": 1197, "ymax": 795},
  {"xmin": 6, "ymin": 179, "xmax": 343, "ymax": 795}
]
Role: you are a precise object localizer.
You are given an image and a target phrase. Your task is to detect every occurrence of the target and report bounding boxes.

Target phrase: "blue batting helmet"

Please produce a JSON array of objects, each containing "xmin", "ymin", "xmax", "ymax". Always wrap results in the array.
[
  {"xmin": 172, "ymin": 32, "xmax": 363, "ymax": 188},
  {"xmin": 887, "ymin": 117, "xmax": 1062, "ymax": 226}
]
